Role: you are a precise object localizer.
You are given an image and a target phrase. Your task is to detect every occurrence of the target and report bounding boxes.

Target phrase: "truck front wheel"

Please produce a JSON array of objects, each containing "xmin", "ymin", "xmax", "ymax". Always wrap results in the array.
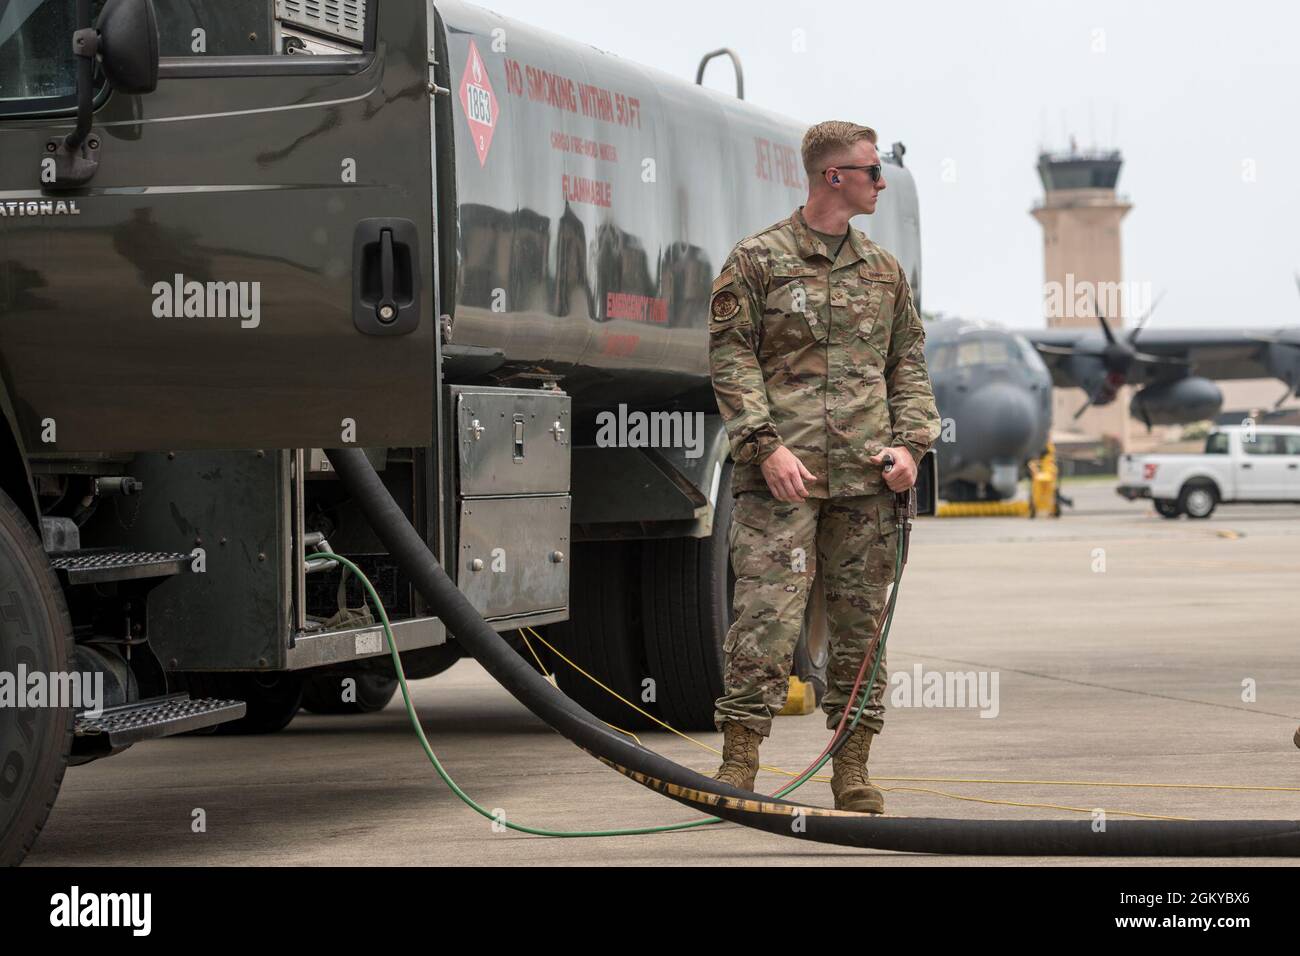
[
  {"xmin": 1178, "ymin": 483, "xmax": 1218, "ymax": 519},
  {"xmin": 0, "ymin": 487, "xmax": 74, "ymax": 866}
]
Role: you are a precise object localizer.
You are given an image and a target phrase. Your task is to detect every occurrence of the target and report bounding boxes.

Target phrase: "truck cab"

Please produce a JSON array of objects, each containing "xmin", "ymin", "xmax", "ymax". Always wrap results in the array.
[{"xmin": 0, "ymin": 0, "xmax": 476, "ymax": 866}]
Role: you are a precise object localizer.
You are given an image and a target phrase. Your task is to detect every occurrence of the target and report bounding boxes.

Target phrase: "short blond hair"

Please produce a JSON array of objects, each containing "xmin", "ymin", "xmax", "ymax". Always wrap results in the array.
[{"xmin": 801, "ymin": 121, "xmax": 878, "ymax": 176}]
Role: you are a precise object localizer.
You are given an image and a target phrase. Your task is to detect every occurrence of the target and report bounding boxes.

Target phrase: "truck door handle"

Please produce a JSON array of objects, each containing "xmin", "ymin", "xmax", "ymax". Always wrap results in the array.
[
  {"xmin": 378, "ymin": 228, "xmax": 397, "ymax": 320},
  {"xmin": 353, "ymin": 218, "xmax": 421, "ymax": 336},
  {"xmin": 1241, "ymin": 463, "xmax": 1252, "ymax": 469},
  {"xmin": 1289, "ymin": 463, "xmax": 1298, "ymax": 470}
]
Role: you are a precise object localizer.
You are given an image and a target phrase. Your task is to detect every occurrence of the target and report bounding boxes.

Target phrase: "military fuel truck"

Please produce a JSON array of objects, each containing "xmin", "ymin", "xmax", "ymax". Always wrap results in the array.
[{"xmin": 0, "ymin": 0, "xmax": 930, "ymax": 864}]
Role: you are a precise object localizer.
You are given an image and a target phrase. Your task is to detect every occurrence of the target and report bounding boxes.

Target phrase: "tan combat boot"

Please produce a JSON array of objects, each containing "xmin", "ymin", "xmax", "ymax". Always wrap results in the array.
[
  {"xmin": 831, "ymin": 726, "xmax": 885, "ymax": 813},
  {"xmin": 712, "ymin": 721, "xmax": 762, "ymax": 791}
]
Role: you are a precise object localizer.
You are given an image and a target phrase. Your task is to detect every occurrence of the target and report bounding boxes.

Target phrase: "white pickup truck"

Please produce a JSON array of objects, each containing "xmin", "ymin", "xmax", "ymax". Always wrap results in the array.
[{"xmin": 1117, "ymin": 424, "xmax": 1300, "ymax": 518}]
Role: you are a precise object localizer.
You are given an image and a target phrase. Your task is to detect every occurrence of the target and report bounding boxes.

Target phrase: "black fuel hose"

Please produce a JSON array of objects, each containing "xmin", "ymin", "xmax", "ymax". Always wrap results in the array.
[{"xmin": 326, "ymin": 448, "xmax": 1300, "ymax": 856}]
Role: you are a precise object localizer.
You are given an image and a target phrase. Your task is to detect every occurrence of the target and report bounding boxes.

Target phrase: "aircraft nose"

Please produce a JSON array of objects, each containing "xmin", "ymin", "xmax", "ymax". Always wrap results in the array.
[{"xmin": 963, "ymin": 381, "xmax": 1039, "ymax": 460}]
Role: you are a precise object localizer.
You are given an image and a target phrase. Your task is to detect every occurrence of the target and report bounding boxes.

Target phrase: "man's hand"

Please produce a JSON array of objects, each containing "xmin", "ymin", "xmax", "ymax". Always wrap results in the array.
[
  {"xmin": 869, "ymin": 446, "xmax": 916, "ymax": 492},
  {"xmin": 760, "ymin": 445, "xmax": 817, "ymax": 502}
]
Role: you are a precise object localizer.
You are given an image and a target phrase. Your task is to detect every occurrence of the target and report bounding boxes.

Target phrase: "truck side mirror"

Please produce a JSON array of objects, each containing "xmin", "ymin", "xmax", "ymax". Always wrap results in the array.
[
  {"xmin": 98, "ymin": 0, "xmax": 160, "ymax": 95},
  {"xmin": 43, "ymin": 0, "xmax": 158, "ymax": 189}
]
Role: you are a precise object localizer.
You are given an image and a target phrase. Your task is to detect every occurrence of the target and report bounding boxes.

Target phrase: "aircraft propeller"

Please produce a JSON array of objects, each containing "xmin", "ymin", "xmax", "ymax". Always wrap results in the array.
[{"xmin": 1034, "ymin": 289, "xmax": 1185, "ymax": 419}]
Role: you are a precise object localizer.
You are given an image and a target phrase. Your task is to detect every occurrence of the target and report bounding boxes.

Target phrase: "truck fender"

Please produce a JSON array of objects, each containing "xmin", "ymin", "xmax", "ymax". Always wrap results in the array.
[
  {"xmin": 1175, "ymin": 469, "xmax": 1222, "ymax": 498},
  {"xmin": 651, "ymin": 415, "xmax": 731, "ymax": 538}
]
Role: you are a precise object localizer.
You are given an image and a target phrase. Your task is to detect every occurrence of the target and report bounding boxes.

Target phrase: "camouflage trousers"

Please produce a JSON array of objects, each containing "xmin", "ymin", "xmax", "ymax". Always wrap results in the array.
[{"xmin": 713, "ymin": 488, "xmax": 899, "ymax": 738}]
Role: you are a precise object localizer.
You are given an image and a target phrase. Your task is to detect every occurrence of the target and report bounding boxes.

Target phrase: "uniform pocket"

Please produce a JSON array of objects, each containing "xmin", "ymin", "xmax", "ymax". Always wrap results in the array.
[
  {"xmin": 728, "ymin": 493, "xmax": 777, "ymax": 582},
  {"xmin": 730, "ymin": 492, "xmax": 773, "ymax": 533},
  {"xmin": 853, "ymin": 265, "xmax": 895, "ymax": 358},
  {"xmin": 869, "ymin": 494, "xmax": 901, "ymax": 584},
  {"xmin": 764, "ymin": 264, "xmax": 826, "ymax": 349}
]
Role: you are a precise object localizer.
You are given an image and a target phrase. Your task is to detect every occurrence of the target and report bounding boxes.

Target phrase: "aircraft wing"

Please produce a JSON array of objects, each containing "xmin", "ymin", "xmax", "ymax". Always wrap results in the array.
[{"xmin": 1020, "ymin": 327, "xmax": 1299, "ymax": 388}]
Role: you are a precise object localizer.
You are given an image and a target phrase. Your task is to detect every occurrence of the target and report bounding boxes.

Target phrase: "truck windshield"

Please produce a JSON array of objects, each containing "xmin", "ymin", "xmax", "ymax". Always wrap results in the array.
[{"xmin": 0, "ymin": 1, "xmax": 101, "ymax": 116}]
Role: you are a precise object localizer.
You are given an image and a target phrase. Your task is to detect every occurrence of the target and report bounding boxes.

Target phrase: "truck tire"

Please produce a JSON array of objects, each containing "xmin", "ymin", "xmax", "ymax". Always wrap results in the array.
[
  {"xmin": 301, "ymin": 671, "xmax": 398, "ymax": 714},
  {"xmin": 0, "ymin": 486, "xmax": 74, "ymax": 867},
  {"xmin": 1178, "ymin": 482, "xmax": 1217, "ymax": 519},
  {"xmin": 178, "ymin": 671, "xmax": 304, "ymax": 734},
  {"xmin": 547, "ymin": 541, "xmax": 658, "ymax": 729},
  {"xmin": 640, "ymin": 463, "xmax": 732, "ymax": 731},
  {"xmin": 1154, "ymin": 498, "xmax": 1181, "ymax": 518}
]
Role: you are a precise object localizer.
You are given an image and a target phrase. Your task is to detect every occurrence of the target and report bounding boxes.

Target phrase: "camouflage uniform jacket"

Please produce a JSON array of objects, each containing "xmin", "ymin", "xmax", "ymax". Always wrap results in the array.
[{"xmin": 708, "ymin": 206, "xmax": 941, "ymax": 498}]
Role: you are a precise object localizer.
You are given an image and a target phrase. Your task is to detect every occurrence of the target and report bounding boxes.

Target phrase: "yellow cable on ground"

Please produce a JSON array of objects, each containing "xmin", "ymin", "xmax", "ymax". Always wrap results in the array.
[
  {"xmin": 879, "ymin": 786, "xmax": 1191, "ymax": 821},
  {"xmin": 519, "ymin": 630, "xmax": 559, "ymax": 689},
  {"xmin": 519, "ymin": 627, "xmax": 1216, "ymax": 822},
  {"xmin": 520, "ymin": 628, "xmax": 695, "ymax": 752},
  {"xmin": 523, "ymin": 627, "xmax": 822, "ymax": 778},
  {"xmin": 522, "ymin": 628, "xmax": 1297, "ymax": 795},
  {"xmin": 519, "ymin": 630, "xmax": 646, "ymax": 745}
]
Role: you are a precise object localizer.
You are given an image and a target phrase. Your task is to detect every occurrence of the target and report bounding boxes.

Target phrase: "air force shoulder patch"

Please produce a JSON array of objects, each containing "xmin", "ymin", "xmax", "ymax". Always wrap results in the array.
[{"xmin": 710, "ymin": 290, "xmax": 740, "ymax": 319}]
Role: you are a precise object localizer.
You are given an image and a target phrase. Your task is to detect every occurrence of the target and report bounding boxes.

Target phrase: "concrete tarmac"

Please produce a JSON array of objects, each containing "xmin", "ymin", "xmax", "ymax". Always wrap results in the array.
[{"xmin": 28, "ymin": 481, "xmax": 1300, "ymax": 865}]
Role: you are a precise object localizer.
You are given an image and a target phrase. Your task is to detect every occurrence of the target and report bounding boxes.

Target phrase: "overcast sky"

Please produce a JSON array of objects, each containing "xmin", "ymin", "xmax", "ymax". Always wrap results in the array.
[{"xmin": 470, "ymin": 0, "xmax": 1299, "ymax": 332}]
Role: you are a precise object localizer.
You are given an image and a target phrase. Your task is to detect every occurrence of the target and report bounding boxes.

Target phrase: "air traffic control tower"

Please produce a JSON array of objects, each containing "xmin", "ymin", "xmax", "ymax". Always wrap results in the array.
[{"xmin": 1031, "ymin": 145, "xmax": 1132, "ymax": 450}]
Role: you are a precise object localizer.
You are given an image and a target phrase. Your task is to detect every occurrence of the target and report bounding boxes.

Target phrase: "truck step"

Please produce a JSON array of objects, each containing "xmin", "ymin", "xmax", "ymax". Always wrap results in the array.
[
  {"xmin": 74, "ymin": 694, "xmax": 247, "ymax": 749},
  {"xmin": 49, "ymin": 548, "xmax": 191, "ymax": 585}
]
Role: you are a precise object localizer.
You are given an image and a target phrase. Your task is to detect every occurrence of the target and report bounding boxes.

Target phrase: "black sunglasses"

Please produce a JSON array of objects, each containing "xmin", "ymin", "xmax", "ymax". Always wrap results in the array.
[{"xmin": 825, "ymin": 163, "xmax": 883, "ymax": 183}]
